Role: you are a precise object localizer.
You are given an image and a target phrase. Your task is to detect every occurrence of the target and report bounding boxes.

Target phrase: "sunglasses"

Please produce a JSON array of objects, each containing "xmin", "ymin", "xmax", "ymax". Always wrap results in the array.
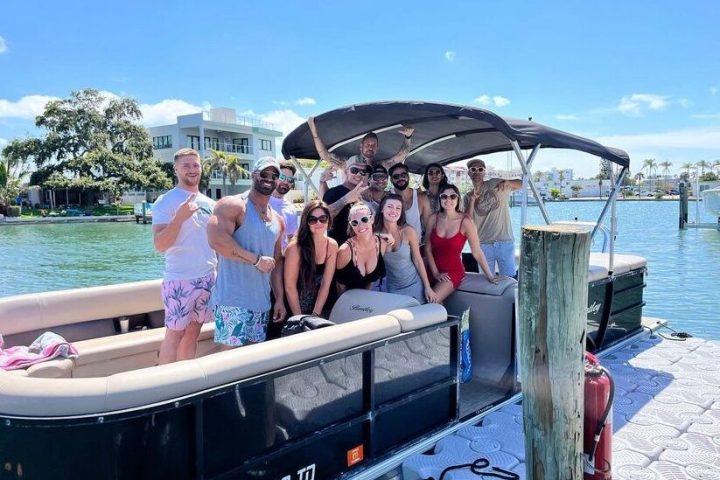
[
  {"xmin": 258, "ymin": 171, "xmax": 279, "ymax": 181},
  {"xmin": 278, "ymin": 173, "xmax": 295, "ymax": 182},
  {"xmin": 469, "ymin": 166, "xmax": 486, "ymax": 173},
  {"xmin": 307, "ymin": 214, "xmax": 329, "ymax": 225},
  {"xmin": 350, "ymin": 215, "xmax": 373, "ymax": 227},
  {"xmin": 440, "ymin": 193, "xmax": 458, "ymax": 200},
  {"xmin": 427, "ymin": 170, "xmax": 443, "ymax": 176},
  {"xmin": 371, "ymin": 173, "xmax": 388, "ymax": 181},
  {"xmin": 349, "ymin": 166, "xmax": 370, "ymax": 176},
  {"xmin": 391, "ymin": 172, "xmax": 409, "ymax": 180}
]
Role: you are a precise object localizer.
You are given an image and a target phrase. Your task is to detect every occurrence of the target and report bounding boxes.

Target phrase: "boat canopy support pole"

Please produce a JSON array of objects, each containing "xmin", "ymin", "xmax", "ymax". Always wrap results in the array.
[
  {"xmin": 511, "ymin": 141, "xmax": 551, "ymax": 225},
  {"xmin": 520, "ymin": 144, "xmax": 542, "ymax": 226},
  {"xmin": 289, "ymin": 156, "xmax": 322, "ymax": 202},
  {"xmin": 594, "ymin": 164, "xmax": 627, "ymax": 275}
]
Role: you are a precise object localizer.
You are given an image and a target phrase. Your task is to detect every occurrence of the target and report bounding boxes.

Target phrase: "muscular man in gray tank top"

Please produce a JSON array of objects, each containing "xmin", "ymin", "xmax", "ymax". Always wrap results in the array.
[{"xmin": 208, "ymin": 157, "xmax": 286, "ymax": 348}]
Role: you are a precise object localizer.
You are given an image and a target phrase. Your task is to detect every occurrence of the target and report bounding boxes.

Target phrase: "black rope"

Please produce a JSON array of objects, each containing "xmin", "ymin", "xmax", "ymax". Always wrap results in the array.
[
  {"xmin": 656, "ymin": 324, "xmax": 693, "ymax": 341},
  {"xmin": 434, "ymin": 457, "xmax": 520, "ymax": 480}
]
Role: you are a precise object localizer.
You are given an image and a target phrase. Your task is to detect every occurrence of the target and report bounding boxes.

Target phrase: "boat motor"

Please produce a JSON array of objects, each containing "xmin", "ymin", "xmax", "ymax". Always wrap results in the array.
[{"xmin": 583, "ymin": 352, "xmax": 614, "ymax": 480}]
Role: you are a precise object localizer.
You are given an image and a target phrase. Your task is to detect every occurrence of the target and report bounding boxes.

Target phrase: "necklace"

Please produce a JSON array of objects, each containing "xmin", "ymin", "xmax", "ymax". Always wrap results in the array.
[{"xmin": 252, "ymin": 199, "xmax": 270, "ymax": 222}]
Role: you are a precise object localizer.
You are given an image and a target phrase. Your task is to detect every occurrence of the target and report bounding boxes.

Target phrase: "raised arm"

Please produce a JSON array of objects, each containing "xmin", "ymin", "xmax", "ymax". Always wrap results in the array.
[
  {"xmin": 323, "ymin": 182, "xmax": 369, "ymax": 219},
  {"xmin": 312, "ymin": 239, "xmax": 338, "ymax": 316},
  {"xmin": 153, "ymin": 194, "xmax": 198, "ymax": 252},
  {"xmin": 464, "ymin": 217, "xmax": 497, "ymax": 283},
  {"xmin": 498, "ymin": 179, "xmax": 523, "ymax": 191},
  {"xmin": 381, "ymin": 125, "xmax": 414, "ymax": 169},
  {"xmin": 307, "ymin": 117, "xmax": 337, "ymax": 165}
]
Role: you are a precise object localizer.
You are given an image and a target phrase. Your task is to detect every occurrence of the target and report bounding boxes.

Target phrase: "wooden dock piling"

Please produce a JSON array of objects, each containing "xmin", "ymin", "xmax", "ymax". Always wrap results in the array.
[
  {"xmin": 518, "ymin": 224, "xmax": 592, "ymax": 480},
  {"xmin": 679, "ymin": 181, "xmax": 689, "ymax": 230}
]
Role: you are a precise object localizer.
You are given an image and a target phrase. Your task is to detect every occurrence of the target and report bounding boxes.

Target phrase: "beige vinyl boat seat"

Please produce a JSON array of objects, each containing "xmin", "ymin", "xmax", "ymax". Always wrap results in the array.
[
  {"xmin": 513, "ymin": 249, "xmax": 646, "ymax": 282},
  {"xmin": 0, "ymin": 280, "xmax": 222, "ymax": 378},
  {"xmin": 0, "ymin": 303, "xmax": 448, "ymax": 417}
]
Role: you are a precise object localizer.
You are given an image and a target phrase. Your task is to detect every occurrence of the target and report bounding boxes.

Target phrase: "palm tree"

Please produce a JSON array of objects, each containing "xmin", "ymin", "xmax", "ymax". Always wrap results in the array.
[
  {"xmin": 713, "ymin": 160, "xmax": 720, "ymax": 175},
  {"xmin": 224, "ymin": 154, "xmax": 249, "ymax": 195},
  {"xmin": 659, "ymin": 161, "xmax": 673, "ymax": 192},
  {"xmin": 696, "ymin": 160, "xmax": 710, "ymax": 176},
  {"xmin": 203, "ymin": 150, "xmax": 228, "ymax": 197},
  {"xmin": 642, "ymin": 158, "xmax": 658, "ymax": 192},
  {"xmin": 681, "ymin": 162, "xmax": 694, "ymax": 178}
]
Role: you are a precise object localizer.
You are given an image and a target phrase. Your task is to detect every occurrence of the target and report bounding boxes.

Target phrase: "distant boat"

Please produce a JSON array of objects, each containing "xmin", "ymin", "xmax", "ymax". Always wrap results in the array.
[{"xmin": 700, "ymin": 187, "xmax": 720, "ymax": 217}]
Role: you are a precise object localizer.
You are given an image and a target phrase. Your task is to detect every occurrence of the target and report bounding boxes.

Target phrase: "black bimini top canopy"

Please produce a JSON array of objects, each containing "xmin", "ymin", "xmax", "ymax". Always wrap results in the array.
[{"xmin": 281, "ymin": 101, "xmax": 630, "ymax": 172}]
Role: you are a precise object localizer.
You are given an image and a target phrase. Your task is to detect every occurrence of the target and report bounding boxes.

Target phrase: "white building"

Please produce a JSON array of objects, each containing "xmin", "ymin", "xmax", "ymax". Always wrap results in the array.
[{"xmin": 146, "ymin": 107, "xmax": 283, "ymax": 199}]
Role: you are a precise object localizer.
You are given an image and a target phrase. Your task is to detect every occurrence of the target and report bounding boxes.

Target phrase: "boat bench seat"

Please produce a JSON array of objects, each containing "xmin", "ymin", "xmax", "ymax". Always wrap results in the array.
[
  {"xmin": 513, "ymin": 250, "xmax": 646, "ymax": 282},
  {"xmin": 0, "ymin": 303, "xmax": 448, "ymax": 417}
]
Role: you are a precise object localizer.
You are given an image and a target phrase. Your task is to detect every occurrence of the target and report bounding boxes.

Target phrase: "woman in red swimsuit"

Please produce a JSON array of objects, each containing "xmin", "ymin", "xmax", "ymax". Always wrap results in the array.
[{"xmin": 425, "ymin": 184, "xmax": 497, "ymax": 302}]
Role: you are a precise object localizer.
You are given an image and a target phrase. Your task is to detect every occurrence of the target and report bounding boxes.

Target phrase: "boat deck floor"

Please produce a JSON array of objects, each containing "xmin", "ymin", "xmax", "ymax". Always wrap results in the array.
[{"xmin": 402, "ymin": 322, "xmax": 720, "ymax": 479}]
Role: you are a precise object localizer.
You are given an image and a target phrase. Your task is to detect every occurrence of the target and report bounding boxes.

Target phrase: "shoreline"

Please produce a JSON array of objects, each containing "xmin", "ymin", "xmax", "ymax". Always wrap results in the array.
[{"xmin": 0, "ymin": 215, "xmax": 136, "ymax": 226}]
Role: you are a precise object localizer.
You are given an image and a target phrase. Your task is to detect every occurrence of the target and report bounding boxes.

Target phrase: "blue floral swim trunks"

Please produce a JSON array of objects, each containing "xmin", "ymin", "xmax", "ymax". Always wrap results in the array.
[{"xmin": 213, "ymin": 306, "xmax": 270, "ymax": 347}]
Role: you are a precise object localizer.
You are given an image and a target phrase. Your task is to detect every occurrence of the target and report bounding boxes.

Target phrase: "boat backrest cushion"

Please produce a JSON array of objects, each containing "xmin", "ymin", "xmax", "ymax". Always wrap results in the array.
[
  {"xmin": 386, "ymin": 303, "xmax": 448, "ymax": 332},
  {"xmin": 455, "ymin": 273, "xmax": 517, "ymax": 296},
  {"xmin": 0, "ymin": 280, "xmax": 163, "ymax": 338},
  {"xmin": 329, "ymin": 289, "xmax": 420, "ymax": 324}
]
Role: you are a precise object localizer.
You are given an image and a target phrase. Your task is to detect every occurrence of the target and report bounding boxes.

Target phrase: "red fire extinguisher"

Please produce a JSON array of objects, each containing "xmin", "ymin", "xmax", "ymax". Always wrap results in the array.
[{"xmin": 584, "ymin": 352, "xmax": 614, "ymax": 480}]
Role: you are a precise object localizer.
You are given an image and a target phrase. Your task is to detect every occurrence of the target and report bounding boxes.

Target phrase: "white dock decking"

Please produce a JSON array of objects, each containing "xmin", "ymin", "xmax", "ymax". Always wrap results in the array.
[{"xmin": 402, "ymin": 327, "xmax": 720, "ymax": 479}]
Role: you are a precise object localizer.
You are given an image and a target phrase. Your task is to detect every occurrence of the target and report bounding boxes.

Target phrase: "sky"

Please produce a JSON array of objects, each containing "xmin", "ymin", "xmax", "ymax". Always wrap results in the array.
[{"xmin": 1, "ymin": 0, "xmax": 719, "ymax": 179}]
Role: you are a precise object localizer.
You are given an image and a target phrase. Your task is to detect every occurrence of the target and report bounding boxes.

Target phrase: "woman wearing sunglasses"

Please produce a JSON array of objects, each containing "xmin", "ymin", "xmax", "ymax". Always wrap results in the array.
[
  {"xmin": 421, "ymin": 163, "xmax": 449, "ymax": 214},
  {"xmin": 335, "ymin": 202, "xmax": 390, "ymax": 296},
  {"xmin": 425, "ymin": 184, "xmax": 497, "ymax": 302},
  {"xmin": 284, "ymin": 200, "xmax": 339, "ymax": 316},
  {"xmin": 374, "ymin": 194, "xmax": 438, "ymax": 303}
]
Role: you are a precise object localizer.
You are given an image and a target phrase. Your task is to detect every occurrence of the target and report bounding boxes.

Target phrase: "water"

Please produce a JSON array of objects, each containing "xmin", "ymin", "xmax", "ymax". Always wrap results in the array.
[{"xmin": 1, "ymin": 201, "xmax": 718, "ymax": 339}]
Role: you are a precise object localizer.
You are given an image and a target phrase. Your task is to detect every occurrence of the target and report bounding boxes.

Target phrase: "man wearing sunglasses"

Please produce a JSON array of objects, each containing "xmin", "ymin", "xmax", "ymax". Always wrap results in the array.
[
  {"xmin": 361, "ymin": 164, "xmax": 389, "ymax": 214},
  {"xmin": 208, "ymin": 157, "xmax": 287, "ymax": 348},
  {"xmin": 308, "ymin": 116, "xmax": 414, "ymax": 170},
  {"xmin": 322, "ymin": 157, "xmax": 371, "ymax": 245},
  {"xmin": 269, "ymin": 160, "xmax": 299, "ymax": 251},
  {"xmin": 462, "ymin": 158, "xmax": 522, "ymax": 277},
  {"xmin": 388, "ymin": 163, "xmax": 430, "ymax": 241}
]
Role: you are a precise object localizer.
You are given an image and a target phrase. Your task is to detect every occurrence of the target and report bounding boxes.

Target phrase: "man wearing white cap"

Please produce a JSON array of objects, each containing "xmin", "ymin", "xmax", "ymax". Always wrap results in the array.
[
  {"xmin": 462, "ymin": 158, "xmax": 522, "ymax": 277},
  {"xmin": 208, "ymin": 156, "xmax": 286, "ymax": 348}
]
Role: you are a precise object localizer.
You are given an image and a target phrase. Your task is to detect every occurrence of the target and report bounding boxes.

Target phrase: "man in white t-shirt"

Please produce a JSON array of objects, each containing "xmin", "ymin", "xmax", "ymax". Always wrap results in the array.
[
  {"xmin": 152, "ymin": 148, "xmax": 217, "ymax": 363},
  {"xmin": 269, "ymin": 160, "xmax": 299, "ymax": 251}
]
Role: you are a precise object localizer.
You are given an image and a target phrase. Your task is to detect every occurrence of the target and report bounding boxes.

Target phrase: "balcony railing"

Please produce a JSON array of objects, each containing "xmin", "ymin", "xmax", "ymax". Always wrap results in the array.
[
  {"xmin": 188, "ymin": 141, "xmax": 254, "ymax": 156},
  {"xmin": 200, "ymin": 112, "xmax": 275, "ymax": 130}
]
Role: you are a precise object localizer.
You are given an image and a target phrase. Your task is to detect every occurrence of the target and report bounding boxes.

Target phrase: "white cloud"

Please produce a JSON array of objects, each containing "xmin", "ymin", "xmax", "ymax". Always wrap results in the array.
[
  {"xmin": 473, "ymin": 94, "xmax": 510, "ymax": 108},
  {"xmin": 444, "ymin": 50, "xmax": 456, "ymax": 62},
  {"xmin": 555, "ymin": 114, "xmax": 579, "ymax": 121},
  {"xmin": 0, "ymin": 95, "xmax": 58, "ymax": 119},
  {"xmin": 678, "ymin": 98, "xmax": 691, "ymax": 108},
  {"xmin": 596, "ymin": 126, "xmax": 720, "ymax": 151},
  {"xmin": 139, "ymin": 99, "xmax": 204, "ymax": 126},
  {"xmin": 0, "ymin": 37, "xmax": 6, "ymax": 54},
  {"xmin": 273, "ymin": 100, "xmax": 290, "ymax": 107},
  {"xmin": 295, "ymin": 97, "xmax": 316, "ymax": 106},
  {"xmin": 0, "ymin": 137, "xmax": 8, "ymax": 148},
  {"xmin": 617, "ymin": 93, "xmax": 669, "ymax": 116},
  {"xmin": 711, "ymin": 87, "xmax": 718, "ymax": 96},
  {"xmin": 258, "ymin": 109, "xmax": 305, "ymax": 138}
]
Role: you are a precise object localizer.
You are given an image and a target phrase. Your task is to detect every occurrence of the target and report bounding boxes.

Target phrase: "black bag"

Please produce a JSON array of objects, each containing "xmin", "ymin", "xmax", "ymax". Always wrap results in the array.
[{"xmin": 280, "ymin": 314, "xmax": 335, "ymax": 337}]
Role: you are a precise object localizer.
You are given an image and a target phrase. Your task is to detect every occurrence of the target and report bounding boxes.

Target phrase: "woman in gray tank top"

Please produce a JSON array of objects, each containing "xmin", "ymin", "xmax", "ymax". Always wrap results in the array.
[{"xmin": 374, "ymin": 194, "xmax": 438, "ymax": 303}]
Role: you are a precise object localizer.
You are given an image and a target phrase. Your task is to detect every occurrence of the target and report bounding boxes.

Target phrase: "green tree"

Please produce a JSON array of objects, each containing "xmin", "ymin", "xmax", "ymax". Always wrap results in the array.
[
  {"xmin": 597, "ymin": 159, "xmax": 612, "ymax": 180},
  {"xmin": 659, "ymin": 160, "xmax": 673, "ymax": 191},
  {"xmin": 570, "ymin": 184, "xmax": 583, "ymax": 198},
  {"xmin": 549, "ymin": 187, "xmax": 561, "ymax": 200},
  {"xmin": 0, "ymin": 153, "xmax": 30, "ymax": 205},
  {"xmin": 696, "ymin": 160, "xmax": 710, "ymax": 176},
  {"xmin": 700, "ymin": 172, "xmax": 719, "ymax": 181},
  {"xmin": 1, "ymin": 89, "xmax": 172, "ymax": 206},
  {"xmin": 642, "ymin": 158, "xmax": 657, "ymax": 191}
]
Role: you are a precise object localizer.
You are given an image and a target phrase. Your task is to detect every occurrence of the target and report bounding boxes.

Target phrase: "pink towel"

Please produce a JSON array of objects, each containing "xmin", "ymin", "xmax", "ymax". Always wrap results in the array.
[{"xmin": 0, "ymin": 332, "xmax": 79, "ymax": 370}]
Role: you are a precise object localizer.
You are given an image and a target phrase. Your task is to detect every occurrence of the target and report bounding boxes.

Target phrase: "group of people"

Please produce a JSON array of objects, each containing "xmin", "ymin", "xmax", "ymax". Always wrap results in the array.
[{"xmin": 152, "ymin": 118, "xmax": 522, "ymax": 363}]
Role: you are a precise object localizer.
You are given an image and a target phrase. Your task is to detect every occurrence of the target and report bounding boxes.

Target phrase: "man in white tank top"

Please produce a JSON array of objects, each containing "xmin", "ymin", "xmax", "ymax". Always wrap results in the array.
[{"xmin": 388, "ymin": 163, "xmax": 430, "ymax": 242}]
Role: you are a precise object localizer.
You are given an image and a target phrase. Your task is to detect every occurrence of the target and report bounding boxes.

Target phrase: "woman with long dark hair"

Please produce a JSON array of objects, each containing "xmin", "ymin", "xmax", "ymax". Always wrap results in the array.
[
  {"xmin": 425, "ymin": 184, "xmax": 497, "ymax": 302},
  {"xmin": 284, "ymin": 200, "xmax": 338, "ymax": 316},
  {"xmin": 422, "ymin": 163, "xmax": 449, "ymax": 214},
  {"xmin": 374, "ymin": 194, "xmax": 438, "ymax": 303}
]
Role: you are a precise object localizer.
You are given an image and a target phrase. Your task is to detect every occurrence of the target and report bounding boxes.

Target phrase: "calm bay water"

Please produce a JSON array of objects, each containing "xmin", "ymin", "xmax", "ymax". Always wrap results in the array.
[{"xmin": 1, "ymin": 200, "xmax": 718, "ymax": 339}]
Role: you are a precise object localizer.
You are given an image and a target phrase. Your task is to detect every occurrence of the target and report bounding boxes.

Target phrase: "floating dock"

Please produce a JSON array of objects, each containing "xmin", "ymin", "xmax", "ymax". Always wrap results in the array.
[{"xmin": 401, "ymin": 322, "xmax": 720, "ymax": 479}]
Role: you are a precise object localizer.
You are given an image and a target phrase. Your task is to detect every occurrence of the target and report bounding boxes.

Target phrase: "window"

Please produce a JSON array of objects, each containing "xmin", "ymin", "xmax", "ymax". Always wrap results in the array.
[
  {"xmin": 152, "ymin": 135, "xmax": 172, "ymax": 149},
  {"xmin": 204, "ymin": 137, "xmax": 219, "ymax": 150},
  {"xmin": 188, "ymin": 136, "xmax": 201, "ymax": 150},
  {"xmin": 215, "ymin": 188, "xmax": 222, "ymax": 199},
  {"xmin": 260, "ymin": 139, "xmax": 272, "ymax": 151}
]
